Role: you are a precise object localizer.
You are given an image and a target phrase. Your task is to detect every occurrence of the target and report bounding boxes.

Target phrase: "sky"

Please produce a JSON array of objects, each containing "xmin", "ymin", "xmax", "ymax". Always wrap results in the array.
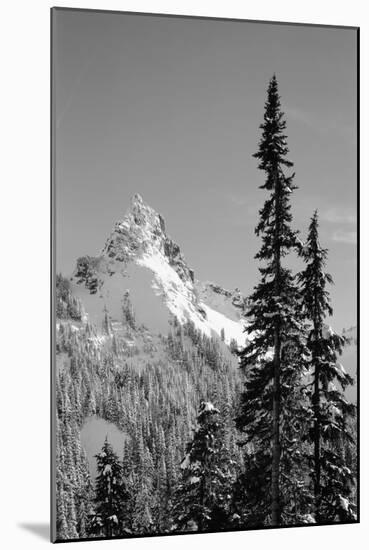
[{"xmin": 53, "ymin": 9, "xmax": 357, "ymax": 332}]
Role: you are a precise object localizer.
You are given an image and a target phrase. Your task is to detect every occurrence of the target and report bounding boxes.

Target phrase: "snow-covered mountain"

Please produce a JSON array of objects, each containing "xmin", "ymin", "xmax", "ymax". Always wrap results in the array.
[
  {"xmin": 342, "ymin": 326, "xmax": 357, "ymax": 346},
  {"xmin": 341, "ymin": 325, "xmax": 357, "ymax": 403},
  {"xmin": 72, "ymin": 194, "xmax": 248, "ymax": 346}
]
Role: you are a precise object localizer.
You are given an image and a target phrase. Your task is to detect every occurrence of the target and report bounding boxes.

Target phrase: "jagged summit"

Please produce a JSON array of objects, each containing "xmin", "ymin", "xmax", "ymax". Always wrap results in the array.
[
  {"xmin": 101, "ymin": 193, "xmax": 194, "ymax": 286},
  {"xmin": 72, "ymin": 194, "xmax": 247, "ymax": 346},
  {"xmin": 131, "ymin": 192, "xmax": 144, "ymax": 205}
]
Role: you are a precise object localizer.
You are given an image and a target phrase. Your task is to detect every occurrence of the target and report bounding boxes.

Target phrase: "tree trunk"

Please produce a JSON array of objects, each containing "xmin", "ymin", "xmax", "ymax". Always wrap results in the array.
[
  {"xmin": 271, "ymin": 329, "xmax": 281, "ymax": 526},
  {"xmin": 313, "ymin": 335, "xmax": 321, "ymax": 521},
  {"xmin": 271, "ymin": 173, "xmax": 282, "ymax": 527}
]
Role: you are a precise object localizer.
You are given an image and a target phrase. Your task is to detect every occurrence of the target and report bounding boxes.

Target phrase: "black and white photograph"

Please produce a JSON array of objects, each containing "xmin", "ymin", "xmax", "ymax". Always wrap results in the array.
[{"xmin": 51, "ymin": 8, "xmax": 358, "ymax": 542}]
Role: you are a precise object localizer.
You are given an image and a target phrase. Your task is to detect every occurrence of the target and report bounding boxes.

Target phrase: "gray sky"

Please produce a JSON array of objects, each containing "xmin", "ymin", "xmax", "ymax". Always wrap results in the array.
[{"xmin": 53, "ymin": 9, "xmax": 357, "ymax": 332}]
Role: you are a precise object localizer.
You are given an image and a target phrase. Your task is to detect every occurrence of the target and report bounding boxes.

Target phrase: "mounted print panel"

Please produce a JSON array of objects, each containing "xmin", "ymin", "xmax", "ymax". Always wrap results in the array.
[{"xmin": 51, "ymin": 8, "xmax": 359, "ymax": 543}]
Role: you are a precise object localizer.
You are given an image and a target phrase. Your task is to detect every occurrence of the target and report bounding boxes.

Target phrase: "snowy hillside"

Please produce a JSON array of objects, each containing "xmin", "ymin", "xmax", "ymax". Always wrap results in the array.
[{"xmin": 72, "ymin": 194, "xmax": 248, "ymax": 346}]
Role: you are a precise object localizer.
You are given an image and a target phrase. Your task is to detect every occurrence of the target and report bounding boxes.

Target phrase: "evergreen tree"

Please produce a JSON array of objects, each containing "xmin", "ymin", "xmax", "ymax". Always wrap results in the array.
[
  {"xmin": 173, "ymin": 401, "xmax": 233, "ymax": 532},
  {"xmin": 153, "ymin": 454, "xmax": 170, "ymax": 532},
  {"xmin": 298, "ymin": 211, "xmax": 356, "ymax": 522},
  {"xmin": 56, "ymin": 489, "xmax": 69, "ymax": 540},
  {"xmin": 132, "ymin": 438, "xmax": 155, "ymax": 534},
  {"xmin": 102, "ymin": 306, "xmax": 112, "ymax": 336},
  {"xmin": 65, "ymin": 486, "xmax": 79, "ymax": 538},
  {"xmin": 122, "ymin": 291, "xmax": 136, "ymax": 330},
  {"xmin": 229, "ymin": 338, "xmax": 238, "ymax": 354},
  {"xmin": 56, "ymin": 273, "xmax": 83, "ymax": 321},
  {"xmin": 77, "ymin": 499, "xmax": 88, "ymax": 538},
  {"xmin": 90, "ymin": 438, "xmax": 130, "ymax": 537},
  {"xmin": 236, "ymin": 75, "xmax": 310, "ymax": 526}
]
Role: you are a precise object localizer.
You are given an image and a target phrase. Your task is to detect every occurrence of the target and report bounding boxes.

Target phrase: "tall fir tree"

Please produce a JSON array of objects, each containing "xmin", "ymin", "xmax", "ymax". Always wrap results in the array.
[
  {"xmin": 236, "ymin": 75, "xmax": 310, "ymax": 526},
  {"xmin": 173, "ymin": 401, "xmax": 234, "ymax": 532},
  {"xmin": 90, "ymin": 438, "xmax": 130, "ymax": 538},
  {"xmin": 122, "ymin": 291, "xmax": 136, "ymax": 330},
  {"xmin": 102, "ymin": 305, "xmax": 112, "ymax": 336},
  {"xmin": 298, "ymin": 211, "xmax": 356, "ymax": 522}
]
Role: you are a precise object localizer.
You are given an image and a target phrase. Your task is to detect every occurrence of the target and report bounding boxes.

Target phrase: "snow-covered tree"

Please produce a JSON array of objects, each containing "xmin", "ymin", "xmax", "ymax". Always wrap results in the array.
[
  {"xmin": 90, "ymin": 438, "xmax": 130, "ymax": 538},
  {"xmin": 236, "ymin": 75, "xmax": 311, "ymax": 527},
  {"xmin": 131, "ymin": 438, "xmax": 155, "ymax": 534},
  {"xmin": 298, "ymin": 211, "xmax": 356, "ymax": 522},
  {"xmin": 122, "ymin": 291, "xmax": 136, "ymax": 330},
  {"xmin": 56, "ymin": 489, "xmax": 69, "ymax": 540},
  {"xmin": 102, "ymin": 305, "xmax": 113, "ymax": 336},
  {"xmin": 56, "ymin": 274, "xmax": 83, "ymax": 321},
  {"xmin": 173, "ymin": 401, "xmax": 234, "ymax": 532},
  {"xmin": 65, "ymin": 486, "xmax": 79, "ymax": 538}
]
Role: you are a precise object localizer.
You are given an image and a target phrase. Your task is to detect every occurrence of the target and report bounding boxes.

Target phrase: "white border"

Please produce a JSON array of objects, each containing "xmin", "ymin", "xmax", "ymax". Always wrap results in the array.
[{"xmin": 1, "ymin": 1, "xmax": 366, "ymax": 548}]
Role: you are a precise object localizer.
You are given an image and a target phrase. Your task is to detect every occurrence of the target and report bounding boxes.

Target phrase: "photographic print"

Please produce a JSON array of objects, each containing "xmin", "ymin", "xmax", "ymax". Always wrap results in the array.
[{"xmin": 51, "ymin": 8, "xmax": 359, "ymax": 542}]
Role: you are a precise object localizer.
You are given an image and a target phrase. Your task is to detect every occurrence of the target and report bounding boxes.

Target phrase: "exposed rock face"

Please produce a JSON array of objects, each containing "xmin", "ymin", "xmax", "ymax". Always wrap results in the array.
[
  {"xmin": 163, "ymin": 239, "xmax": 195, "ymax": 284},
  {"xmin": 199, "ymin": 282, "xmax": 247, "ymax": 311},
  {"xmin": 196, "ymin": 281, "xmax": 248, "ymax": 321}
]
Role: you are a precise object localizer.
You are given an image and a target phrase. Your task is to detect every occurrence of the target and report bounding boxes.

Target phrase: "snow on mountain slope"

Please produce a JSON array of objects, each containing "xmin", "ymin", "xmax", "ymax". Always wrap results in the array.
[
  {"xmin": 196, "ymin": 281, "xmax": 247, "ymax": 322},
  {"xmin": 72, "ymin": 194, "xmax": 248, "ymax": 346},
  {"xmin": 136, "ymin": 250, "xmax": 247, "ymax": 345},
  {"xmin": 199, "ymin": 303, "xmax": 247, "ymax": 345}
]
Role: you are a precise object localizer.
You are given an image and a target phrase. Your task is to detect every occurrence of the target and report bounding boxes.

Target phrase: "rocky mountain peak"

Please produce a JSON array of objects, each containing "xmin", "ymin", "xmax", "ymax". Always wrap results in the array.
[
  {"xmin": 126, "ymin": 193, "xmax": 166, "ymax": 235},
  {"xmin": 131, "ymin": 192, "xmax": 143, "ymax": 206},
  {"xmin": 72, "ymin": 194, "xmax": 248, "ymax": 345},
  {"xmin": 74, "ymin": 194, "xmax": 195, "ymax": 292},
  {"xmin": 113, "ymin": 194, "xmax": 194, "ymax": 284}
]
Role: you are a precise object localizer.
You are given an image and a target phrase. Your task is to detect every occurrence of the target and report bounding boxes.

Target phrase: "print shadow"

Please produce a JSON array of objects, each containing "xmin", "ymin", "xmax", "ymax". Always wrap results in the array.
[{"xmin": 18, "ymin": 523, "xmax": 49, "ymax": 541}]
